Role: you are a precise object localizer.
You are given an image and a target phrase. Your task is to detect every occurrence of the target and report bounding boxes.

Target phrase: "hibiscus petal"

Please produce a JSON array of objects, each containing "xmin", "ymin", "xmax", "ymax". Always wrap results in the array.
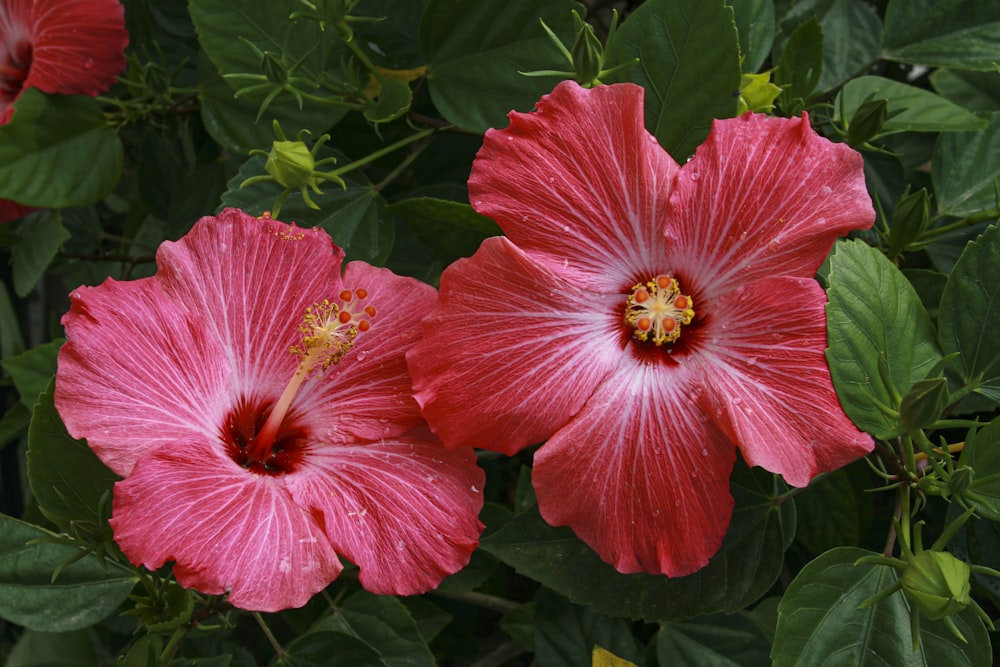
[
  {"xmin": 0, "ymin": 199, "xmax": 36, "ymax": 223},
  {"xmin": 156, "ymin": 209, "xmax": 345, "ymax": 394},
  {"xmin": 533, "ymin": 360, "xmax": 737, "ymax": 577},
  {"xmin": 697, "ymin": 276, "xmax": 873, "ymax": 487},
  {"xmin": 56, "ymin": 277, "xmax": 230, "ymax": 476},
  {"xmin": 408, "ymin": 236, "xmax": 623, "ymax": 453},
  {"xmin": 664, "ymin": 113, "xmax": 874, "ymax": 302},
  {"xmin": 297, "ymin": 261, "xmax": 437, "ymax": 441},
  {"xmin": 22, "ymin": 0, "xmax": 128, "ymax": 98},
  {"xmin": 110, "ymin": 436, "xmax": 342, "ymax": 612},
  {"xmin": 284, "ymin": 431, "xmax": 485, "ymax": 595},
  {"xmin": 469, "ymin": 80, "xmax": 679, "ymax": 292}
]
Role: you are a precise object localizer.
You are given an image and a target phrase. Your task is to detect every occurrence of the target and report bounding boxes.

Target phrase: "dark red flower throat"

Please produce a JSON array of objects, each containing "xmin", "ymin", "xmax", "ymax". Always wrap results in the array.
[{"xmin": 222, "ymin": 396, "xmax": 308, "ymax": 475}]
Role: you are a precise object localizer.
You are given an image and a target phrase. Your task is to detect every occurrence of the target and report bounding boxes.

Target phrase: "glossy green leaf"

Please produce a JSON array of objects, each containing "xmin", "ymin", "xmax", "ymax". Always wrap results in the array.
[
  {"xmin": 421, "ymin": 0, "xmax": 583, "ymax": 133},
  {"xmin": 883, "ymin": 0, "xmax": 1000, "ymax": 71},
  {"xmin": 656, "ymin": 612, "xmax": 772, "ymax": 667},
  {"xmin": 1, "ymin": 339, "xmax": 61, "ymax": 408},
  {"xmin": 27, "ymin": 383, "xmax": 120, "ymax": 533},
  {"xmin": 313, "ymin": 591, "xmax": 436, "ymax": 667},
  {"xmin": 939, "ymin": 223, "xmax": 1000, "ymax": 404},
  {"xmin": 931, "ymin": 69, "xmax": 1000, "ymax": 113},
  {"xmin": 825, "ymin": 240, "xmax": 942, "ymax": 438},
  {"xmin": 836, "ymin": 76, "xmax": 988, "ymax": 135},
  {"xmin": 11, "ymin": 211, "xmax": 70, "ymax": 297},
  {"xmin": 933, "ymin": 112, "xmax": 1000, "ymax": 218},
  {"xmin": 220, "ymin": 153, "xmax": 395, "ymax": 265},
  {"xmin": 0, "ymin": 402, "xmax": 31, "ymax": 452},
  {"xmin": 773, "ymin": 547, "xmax": 991, "ymax": 667},
  {"xmin": 0, "ymin": 514, "xmax": 137, "ymax": 632},
  {"xmin": 481, "ymin": 465, "xmax": 793, "ymax": 622},
  {"xmin": 0, "ymin": 90, "xmax": 123, "ymax": 208},
  {"xmin": 350, "ymin": 0, "xmax": 427, "ymax": 69},
  {"xmin": 363, "ymin": 78, "xmax": 412, "ymax": 123},
  {"xmin": 533, "ymin": 589, "xmax": 642, "ymax": 667},
  {"xmin": 730, "ymin": 0, "xmax": 776, "ymax": 74},
  {"xmin": 604, "ymin": 0, "xmax": 741, "ymax": 162}
]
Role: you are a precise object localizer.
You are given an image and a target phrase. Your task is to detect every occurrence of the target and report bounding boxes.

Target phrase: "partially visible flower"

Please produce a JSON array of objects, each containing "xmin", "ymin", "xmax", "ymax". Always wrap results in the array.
[
  {"xmin": 56, "ymin": 208, "xmax": 484, "ymax": 612},
  {"xmin": 0, "ymin": 198, "xmax": 35, "ymax": 223},
  {"xmin": 408, "ymin": 81, "xmax": 874, "ymax": 577},
  {"xmin": 0, "ymin": 0, "xmax": 129, "ymax": 124}
]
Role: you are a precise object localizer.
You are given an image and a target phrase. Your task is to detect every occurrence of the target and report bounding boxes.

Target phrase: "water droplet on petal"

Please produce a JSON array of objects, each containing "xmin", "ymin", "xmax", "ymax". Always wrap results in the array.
[
  {"xmin": 701, "ymin": 447, "xmax": 708, "ymax": 457},
  {"xmin": 83, "ymin": 58, "xmax": 94, "ymax": 69},
  {"xmin": 689, "ymin": 172, "xmax": 700, "ymax": 181}
]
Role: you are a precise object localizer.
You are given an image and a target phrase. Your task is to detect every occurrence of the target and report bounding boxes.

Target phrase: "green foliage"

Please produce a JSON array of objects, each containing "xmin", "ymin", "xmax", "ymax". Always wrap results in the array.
[
  {"xmin": 0, "ymin": 90, "xmax": 123, "ymax": 208},
  {"xmin": 773, "ymin": 548, "xmax": 991, "ymax": 666},
  {"xmin": 604, "ymin": 0, "xmax": 741, "ymax": 161},
  {"xmin": 422, "ymin": 0, "xmax": 584, "ymax": 133},
  {"xmin": 0, "ymin": 514, "xmax": 137, "ymax": 632},
  {"xmin": 826, "ymin": 240, "xmax": 942, "ymax": 438},
  {"xmin": 4, "ymin": 2, "xmax": 1000, "ymax": 665}
]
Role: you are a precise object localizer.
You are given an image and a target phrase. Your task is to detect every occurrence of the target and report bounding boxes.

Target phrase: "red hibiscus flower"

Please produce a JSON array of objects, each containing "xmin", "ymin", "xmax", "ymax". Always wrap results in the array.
[
  {"xmin": 0, "ymin": 0, "xmax": 128, "ymax": 124},
  {"xmin": 55, "ymin": 209, "xmax": 484, "ymax": 612},
  {"xmin": 407, "ymin": 81, "xmax": 875, "ymax": 577}
]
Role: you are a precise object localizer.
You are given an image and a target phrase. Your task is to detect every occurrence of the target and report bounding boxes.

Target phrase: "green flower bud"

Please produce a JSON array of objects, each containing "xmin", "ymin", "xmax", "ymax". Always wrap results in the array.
[
  {"xmin": 898, "ymin": 375, "xmax": 949, "ymax": 433},
  {"xmin": 571, "ymin": 18, "xmax": 604, "ymax": 86},
  {"xmin": 264, "ymin": 140, "xmax": 316, "ymax": 189},
  {"xmin": 846, "ymin": 98, "xmax": 888, "ymax": 148},
  {"xmin": 887, "ymin": 188, "xmax": 930, "ymax": 257},
  {"xmin": 260, "ymin": 50, "xmax": 288, "ymax": 86},
  {"xmin": 901, "ymin": 550, "xmax": 972, "ymax": 620}
]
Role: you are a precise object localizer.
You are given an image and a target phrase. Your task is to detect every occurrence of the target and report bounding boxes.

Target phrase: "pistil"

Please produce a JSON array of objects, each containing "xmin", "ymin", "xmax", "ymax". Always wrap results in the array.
[{"xmin": 624, "ymin": 275, "xmax": 694, "ymax": 345}]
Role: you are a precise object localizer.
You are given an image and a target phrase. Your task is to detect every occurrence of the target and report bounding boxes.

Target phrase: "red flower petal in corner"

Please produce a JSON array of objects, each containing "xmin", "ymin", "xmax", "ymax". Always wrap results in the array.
[
  {"xmin": 0, "ymin": 0, "xmax": 129, "ymax": 124},
  {"xmin": 0, "ymin": 197, "xmax": 35, "ymax": 222},
  {"xmin": 55, "ymin": 209, "xmax": 485, "ymax": 612},
  {"xmin": 408, "ymin": 81, "xmax": 876, "ymax": 577}
]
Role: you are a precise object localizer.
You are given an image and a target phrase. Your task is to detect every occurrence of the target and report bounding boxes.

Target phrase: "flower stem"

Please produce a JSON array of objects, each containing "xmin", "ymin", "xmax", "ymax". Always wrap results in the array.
[
  {"xmin": 254, "ymin": 612, "xmax": 286, "ymax": 662},
  {"xmin": 431, "ymin": 589, "xmax": 521, "ymax": 614}
]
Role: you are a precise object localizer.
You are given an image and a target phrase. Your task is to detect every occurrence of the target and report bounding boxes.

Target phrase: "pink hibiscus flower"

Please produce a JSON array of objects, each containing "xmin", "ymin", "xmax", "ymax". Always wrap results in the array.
[
  {"xmin": 55, "ymin": 208, "xmax": 485, "ymax": 612},
  {"xmin": 408, "ymin": 81, "xmax": 875, "ymax": 577},
  {"xmin": 0, "ymin": 0, "xmax": 128, "ymax": 124}
]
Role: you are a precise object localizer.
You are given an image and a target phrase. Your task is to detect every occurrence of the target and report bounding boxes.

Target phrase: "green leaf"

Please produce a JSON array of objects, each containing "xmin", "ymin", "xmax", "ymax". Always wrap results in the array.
[
  {"xmin": 774, "ymin": 17, "xmax": 823, "ymax": 116},
  {"xmin": 825, "ymin": 240, "xmax": 942, "ymax": 438},
  {"xmin": 605, "ymin": 0, "xmax": 741, "ymax": 162},
  {"xmin": 939, "ymin": 223, "xmax": 1000, "ymax": 403},
  {"xmin": 0, "ymin": 514, "xmax": 137, "ymax": 632},
  {"xmin": 0, "ymin": 402, "xmax": 31, "ymax": 452},
  {"xmin": 960, "ymin": 416, "xmax": 1000, "ymax": 520},
  {"xmin": 772, "ymin": 547, "xmax": 992, "ymax": 667},
  {"xmin": 220, "ymin": 153, "xmax": 395, "ymax": 265},
  {"xmin": 283, "ymin": 631, "xmax": 382, "ymax": 667},
  {"xmin": 836, "ymin": 76, "xmax": 988, "ymax": 135},
  {"xmin": 656, "ymin": 612, "xmax": 772, "ymax": 667},
  {"xmin": 350, "ymin": 0, "xmax": 427, "ymax": 69},
  {"xmin": 883, "ymin": 0, "xmax": 1000, "ymax": 71},
  {"xmin": 0, "ymin": 90, "xmax": 123, "ymax": 208},
  {"xmin": 313, "ymin": 591, "xmax": 436, "ymax": 667},
  {"xmin": 775, "ymin": 0, "xmax": 882, "ymax": 94},
  {"xmin": 1, "ymin": 339, "xmax": 61, "ymax": 408},
  {"xmin": 26, "ymin": 382, "xmax": 120, "ymax": 533},
  {"xmin": 933, "ymin": 111, "xmax": 1000, "ymax": 218},
  {"xmin": 11, "ymin": 211, "xmax": 71, "ymax": 297},
  {"xmin": 532, "ymin": 589, "xmax": 642, "ymax": 667},
  {"xmin": 421, "ymin": 0, "xmax": 583, "ymax": 134},
  {"xmin": 729, "ymin": 0, "xmax": 776, "ymax": 74},
  {"xmin": 931, "ymin": 69, "xmax": 1000, "ymax": 113},
  {"xmin": 480, "ymin": 465, "xmax": 793, "ymax": 622}
]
